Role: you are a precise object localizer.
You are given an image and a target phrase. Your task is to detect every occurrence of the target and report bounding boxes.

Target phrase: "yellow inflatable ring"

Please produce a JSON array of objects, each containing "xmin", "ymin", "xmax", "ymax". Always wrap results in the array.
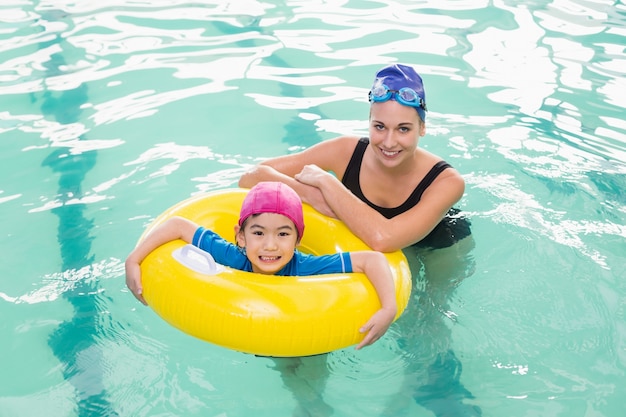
[{"xmin": 139, "ymin": 188, "xmax": 412, "ymax": 357}]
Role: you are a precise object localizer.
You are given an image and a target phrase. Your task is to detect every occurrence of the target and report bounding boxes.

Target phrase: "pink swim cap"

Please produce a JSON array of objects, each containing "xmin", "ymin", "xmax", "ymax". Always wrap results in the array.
[{"xmin": 238, "ymin": 182, "xmax": 305, "ymax": 240}]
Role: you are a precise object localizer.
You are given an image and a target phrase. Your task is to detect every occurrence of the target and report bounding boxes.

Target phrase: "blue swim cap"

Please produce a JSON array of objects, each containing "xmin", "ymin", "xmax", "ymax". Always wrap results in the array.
[{"xmin": 370, "ymin": 64, "xmax": 427, "ymax": 122}]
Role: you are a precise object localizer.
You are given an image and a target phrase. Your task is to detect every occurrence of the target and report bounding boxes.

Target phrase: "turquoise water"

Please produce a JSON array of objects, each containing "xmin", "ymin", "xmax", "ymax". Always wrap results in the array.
[{"xmin": 1, "ymin": 1, "xmax": 625, "ymax": 416}]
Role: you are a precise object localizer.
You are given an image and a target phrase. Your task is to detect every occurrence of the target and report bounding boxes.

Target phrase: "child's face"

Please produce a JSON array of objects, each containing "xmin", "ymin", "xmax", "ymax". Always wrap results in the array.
[{"xmin": 236, "ymin": 213, "xmax": 299, "ymax": 274}]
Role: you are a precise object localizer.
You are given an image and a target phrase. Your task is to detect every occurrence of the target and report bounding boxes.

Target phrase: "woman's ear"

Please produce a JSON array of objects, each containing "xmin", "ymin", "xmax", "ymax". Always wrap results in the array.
[
  {"xmin": 234, "ymin": 225, "xmax": 245, "ymax": 247},
  {"xmin": 419, "ymin": 120, "xmax": 426, "ymax": 137}
]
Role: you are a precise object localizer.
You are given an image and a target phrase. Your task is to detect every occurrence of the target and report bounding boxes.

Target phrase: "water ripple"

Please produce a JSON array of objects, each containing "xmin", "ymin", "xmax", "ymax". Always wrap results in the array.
[{"xmin": 1, "ymin": 1, "xmax": 625, "ymax": 416}]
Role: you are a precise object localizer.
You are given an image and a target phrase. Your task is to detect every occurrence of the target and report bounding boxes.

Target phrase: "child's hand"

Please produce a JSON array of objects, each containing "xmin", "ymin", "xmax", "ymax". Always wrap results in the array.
[
  {"xmin": 355, "ymin": 307, "xmax": 396, "ymax": 350},
  {"xmin": 125, "ymin": 259, "xmax": 148, "ymax": 305}
]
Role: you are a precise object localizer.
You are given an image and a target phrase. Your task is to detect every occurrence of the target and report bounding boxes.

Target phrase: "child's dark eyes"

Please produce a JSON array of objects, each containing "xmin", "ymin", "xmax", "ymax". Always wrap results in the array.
[{"xmin": 251, "ymin": 230, "xmax": 292, "ymax": 237}]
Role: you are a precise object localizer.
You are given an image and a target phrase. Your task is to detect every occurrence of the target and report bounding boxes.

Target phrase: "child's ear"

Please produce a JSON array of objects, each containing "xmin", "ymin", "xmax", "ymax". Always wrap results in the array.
[{"xmin": 234, "ymin": 225, "xmax": 245, "ymax": 247}]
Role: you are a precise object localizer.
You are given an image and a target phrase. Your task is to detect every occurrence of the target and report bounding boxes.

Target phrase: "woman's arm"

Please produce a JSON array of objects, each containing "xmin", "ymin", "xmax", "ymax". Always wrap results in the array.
[
  {"xmin": 239, "ymin": 136, "xmax": 360, "ymax": 217},
  {"xmin": 125, "ymin": 216, "xmax": 198, "ymax": 305},
  {"xmin": 349, "ymin": 251, "xmax": 398, "ymax": 350},
  {"xmin": 240, "ymin": 136, "xmax": 465, "ymax": 252},
  {"xmin": 295, "ymin": 164, "xmax": 465, "ymax": 252}
]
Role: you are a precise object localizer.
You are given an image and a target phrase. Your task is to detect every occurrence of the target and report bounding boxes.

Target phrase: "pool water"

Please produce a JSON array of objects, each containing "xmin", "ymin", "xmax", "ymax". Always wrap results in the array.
[{"xmin": 1, "ymin": 1, "xmax": 625, "ymax": 416}]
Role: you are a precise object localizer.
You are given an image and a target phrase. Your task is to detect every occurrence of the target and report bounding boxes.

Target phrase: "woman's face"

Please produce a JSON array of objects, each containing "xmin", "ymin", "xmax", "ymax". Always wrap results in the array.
[
  {"xmin": 369, "ymin": 100, "xmax": 425, "ymax": 167},
  {"xmin": 236, "ymin": 213, "xmax": 298, "ymax": 274}
]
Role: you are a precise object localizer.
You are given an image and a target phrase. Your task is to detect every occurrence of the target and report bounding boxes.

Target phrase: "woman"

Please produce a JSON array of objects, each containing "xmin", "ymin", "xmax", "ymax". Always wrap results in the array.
[
  {"xmin": 239, "ymin": 63, "xmax": 470, "ymax": 252},
  {"xmin": 239, "ymin": 63, "xmax": 479, "ymax": 416}
]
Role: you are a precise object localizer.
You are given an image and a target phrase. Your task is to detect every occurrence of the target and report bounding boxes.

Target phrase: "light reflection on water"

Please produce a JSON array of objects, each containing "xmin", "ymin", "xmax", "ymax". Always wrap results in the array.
[{"xmin": 0, "ymin": 1, "xmax": 625, "ymax": 416}]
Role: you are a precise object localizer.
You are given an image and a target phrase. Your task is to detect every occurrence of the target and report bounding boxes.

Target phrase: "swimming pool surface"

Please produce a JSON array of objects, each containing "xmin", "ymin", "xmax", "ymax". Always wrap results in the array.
[{"xmin": 1, "ymin": 1, "xmax": 625, "ymax": 416}]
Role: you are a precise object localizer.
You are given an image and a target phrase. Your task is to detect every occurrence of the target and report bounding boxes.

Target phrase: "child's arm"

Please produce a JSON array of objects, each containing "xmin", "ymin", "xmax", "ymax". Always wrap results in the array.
[
  {"xmin": 125, "ymin": 216, "xmax": 198, "ymax": 305},
  {"xmin": 348, "ymin": 251, "xmax": 398, "ymax": 350}
]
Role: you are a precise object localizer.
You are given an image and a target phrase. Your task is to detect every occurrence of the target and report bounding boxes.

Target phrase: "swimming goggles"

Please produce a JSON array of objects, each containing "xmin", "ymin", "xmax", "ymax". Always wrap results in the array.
[{"xmin": 368, "ymin": 84, "xmax": 427, "ymax": 111}]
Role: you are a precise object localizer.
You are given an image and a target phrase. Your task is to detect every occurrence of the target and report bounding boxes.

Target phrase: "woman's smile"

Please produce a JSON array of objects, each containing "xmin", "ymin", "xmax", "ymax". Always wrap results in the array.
[{"xmin": 380, "ymin": 148, "xmax": 401, "ymax": 158}]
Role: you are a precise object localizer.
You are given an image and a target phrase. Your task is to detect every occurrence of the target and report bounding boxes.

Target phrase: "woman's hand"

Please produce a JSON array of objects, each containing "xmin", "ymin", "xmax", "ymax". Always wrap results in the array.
[
  {"xmin": 295, "ymin": 165, "xmax": 337, "ymax": 218},
  {"xmin": 294, "ymin": 164, "xmax": 333, "ymax": 188}
]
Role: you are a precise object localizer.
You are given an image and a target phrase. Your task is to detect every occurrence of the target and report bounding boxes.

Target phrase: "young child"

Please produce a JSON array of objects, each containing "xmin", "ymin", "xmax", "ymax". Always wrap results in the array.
[{"xmin": 125, "ymin": 181, "xmax": 398, "ymax": 349}]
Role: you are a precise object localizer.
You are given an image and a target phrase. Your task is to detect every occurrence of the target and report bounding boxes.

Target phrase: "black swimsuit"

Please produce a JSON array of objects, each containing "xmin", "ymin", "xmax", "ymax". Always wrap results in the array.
[{"xmin": 341, "ymin": 138, "xmax": 471, "ymax": 249}]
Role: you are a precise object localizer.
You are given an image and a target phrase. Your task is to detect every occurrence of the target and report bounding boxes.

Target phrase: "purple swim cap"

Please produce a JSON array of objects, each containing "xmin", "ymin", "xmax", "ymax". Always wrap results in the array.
[{"xmin": 370, "ymin": 64, "xmax": 427, "ymax": 121}]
